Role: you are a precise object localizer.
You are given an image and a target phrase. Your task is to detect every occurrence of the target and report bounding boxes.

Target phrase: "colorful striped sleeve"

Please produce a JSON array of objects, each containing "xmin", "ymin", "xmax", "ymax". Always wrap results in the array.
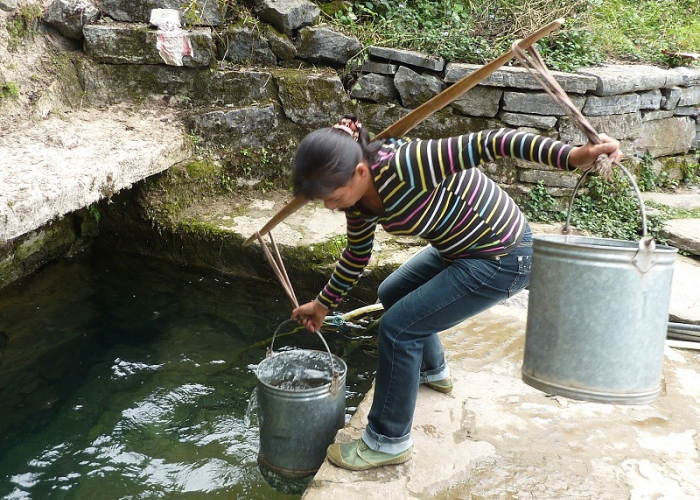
[
  {"xmin": 317, "ymin": 210, "xmax": 378, "ymax": 309},
  {"xmin": 477, "ymin": 128, "xmax": 575, "ymax": 170},
  {"xmin": 411, "ymin": 128, "xmax": 576, "ymax": 183}
]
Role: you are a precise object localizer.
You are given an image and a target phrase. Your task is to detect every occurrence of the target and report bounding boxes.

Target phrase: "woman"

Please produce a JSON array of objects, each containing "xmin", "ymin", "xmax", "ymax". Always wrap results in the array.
[{"xmin": 291, "ymin": 117, "xmax": 622, "ymax": 471}]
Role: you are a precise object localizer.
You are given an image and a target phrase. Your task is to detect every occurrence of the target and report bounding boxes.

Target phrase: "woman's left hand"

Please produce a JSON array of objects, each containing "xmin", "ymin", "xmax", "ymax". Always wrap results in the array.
[{"xmin": 568, "ymin": 134, "xmax": 623, "ymax": 175}]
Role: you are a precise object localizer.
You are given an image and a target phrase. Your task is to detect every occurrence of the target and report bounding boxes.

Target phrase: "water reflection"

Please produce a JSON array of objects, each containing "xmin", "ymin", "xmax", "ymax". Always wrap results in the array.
[{"xmin": 0, "ymin": 249, "xmax": 377, "ymax": 499}]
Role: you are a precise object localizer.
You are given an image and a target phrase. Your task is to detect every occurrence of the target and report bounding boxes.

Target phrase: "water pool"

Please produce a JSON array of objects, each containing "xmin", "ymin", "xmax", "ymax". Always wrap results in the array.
[{"xmin": 0, "ymin": 249, "xmax": 379, "ymax": 499}]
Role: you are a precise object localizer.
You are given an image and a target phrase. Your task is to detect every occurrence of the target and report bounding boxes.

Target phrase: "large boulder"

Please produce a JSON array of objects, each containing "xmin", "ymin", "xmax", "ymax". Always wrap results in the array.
[
  {"xmin": 218, "ymin": 25, "xmax": 277, "ymax": 66},
  {"xmin": 295, "ymin": 27, "xmax": 361, "ymax": 66},
  {"xmin": 45, "ymin": 0, "xmax": 100, "ymax": 40},
  {"xmin": 253, "ymin": 0, "xmax": 319, "ymax": 36},
  {"xmin": 190, "ymin": 104, "xmax": 280, "ymax": 148},
  {"xmin": 83, "ymin": 22, "xmax": 213, "ymax": 67},
  {"xmin": 350, "ymin": 73, "xmax": 399, "ymax": 104},
  {"xmin": 274, "ymin": 70, "xmax": 352, "ymax": 129},
  {"xmin": 393, "ymin": 66, "xmax": 442, "ymax": 109}
]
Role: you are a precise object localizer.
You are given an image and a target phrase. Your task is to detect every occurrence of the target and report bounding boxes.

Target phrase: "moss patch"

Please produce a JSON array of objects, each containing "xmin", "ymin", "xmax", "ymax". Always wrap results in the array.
[
  {"xmin": 185, "ymin": 159, "xmax": 220, "ymax": 179},
  {"xmin": 0, "ymin": 82, "xmax": 19, "ymax": 99},
  {"xmin": 6, "ymin": 4, "xmax": 42, "ymax": 52},
  {"xmin": 139, "ymin": 159, "xmax": 230, "ymax": 226},
  {"xmin": 0, "ymin": 217, "xmax": 84, "ymax": 290}
]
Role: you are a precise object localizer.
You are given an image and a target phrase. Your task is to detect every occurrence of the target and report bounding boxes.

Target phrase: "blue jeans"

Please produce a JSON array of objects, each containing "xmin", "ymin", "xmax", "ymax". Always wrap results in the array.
[{"xmin": 362, "ymin": 226, "xmax": 533, "ymax": 453}]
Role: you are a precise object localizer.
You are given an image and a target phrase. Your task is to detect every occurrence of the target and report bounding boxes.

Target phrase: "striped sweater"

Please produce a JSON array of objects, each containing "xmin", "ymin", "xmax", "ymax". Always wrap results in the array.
[{"xmin": 317, "ymin": 128, "xmax": 575, "ymax": 309}]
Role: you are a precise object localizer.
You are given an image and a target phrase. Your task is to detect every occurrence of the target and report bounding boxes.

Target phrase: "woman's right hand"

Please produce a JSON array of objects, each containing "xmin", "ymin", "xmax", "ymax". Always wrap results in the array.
[
  {"xmin": 292, "ymin": 300, "xmax": 329, "ymax": 333},
  {"xmin": 568, "ymin": 134, "xmax": 623, "ymax": 169}
]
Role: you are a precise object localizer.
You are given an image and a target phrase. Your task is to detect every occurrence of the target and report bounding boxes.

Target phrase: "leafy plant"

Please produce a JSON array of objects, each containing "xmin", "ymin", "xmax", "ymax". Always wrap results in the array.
[
  {"xmin": 567, "ymin": 172, "xmax": 664, "ymax": 241},
  {"xmin": 589, "ymin": 0, "xmax": 700, "ymax": 67},
  {"xmin": 522, "ymin": 181, "xmax": 565, "ymax": 223},
  {"xmin": 655, "ymin": 169, "xmax": 679, "ymax": 190},
  {"xmin": 538, "ymin": 29, "xmax": 604, "ymax": 72},
  {"xmin": 636, "ymin": 153, "xmax": 656, "ymax": 192},
  {"xmin": 182, "ymin": 0, "xmax": 204, "ymax": 27},
  {"xmin": 217, "ymin": 0, "xmax": 250, "ymax": 22},
  {"xmin": 327, "ymin": 0, "xmax": 590, "ymax": 66},
  {"xmin": 88, "ymin": 204, "xmax": 101, "ymax": 223},
  {"xmin": 522, "ymin": 171, "xmax": 668, "ymax": 242},
  {"xmin": 680, "ymin": 158, "xmax": 700, "ymax": 186},
  {"xmin": 324, "ymin": 0, "xmax": 699, "ymax": 70},
  {"xmin": 220, "ymin": 171, "xmax": 234, "ymax": 192}
]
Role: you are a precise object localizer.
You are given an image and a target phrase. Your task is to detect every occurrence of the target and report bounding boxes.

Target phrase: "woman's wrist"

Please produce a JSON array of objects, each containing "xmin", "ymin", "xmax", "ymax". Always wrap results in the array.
[{"xmin": 314, "ymin": 297, "xmax": 331, "ymax": 312}]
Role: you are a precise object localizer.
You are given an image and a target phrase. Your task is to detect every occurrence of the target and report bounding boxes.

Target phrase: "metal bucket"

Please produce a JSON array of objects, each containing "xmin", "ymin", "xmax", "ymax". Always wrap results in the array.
[
  {"xmin": 522, "ymin": 164, "xmax": 678, "ymax": 404},
  {"xmin": 256, "ymin": 326, "xmax": 347, "ymax": 478}
]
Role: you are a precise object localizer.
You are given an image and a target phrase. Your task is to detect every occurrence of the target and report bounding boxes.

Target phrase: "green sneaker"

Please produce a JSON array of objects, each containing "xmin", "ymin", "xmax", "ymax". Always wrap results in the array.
[
  {"xmin": 425, "ymin": 377, "xmax": 454, "ymax": 393},
  {"xmin": 326, "ymin": 439, "xmax": 411, "ymax": 471}
]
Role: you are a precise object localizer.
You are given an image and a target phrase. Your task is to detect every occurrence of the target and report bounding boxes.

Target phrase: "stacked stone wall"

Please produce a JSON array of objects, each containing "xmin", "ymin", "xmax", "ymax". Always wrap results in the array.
[
  {"xmin": 7, "ymin": 0, "xmax": 700, "ymax": 203},
  {"xmin": 40, "ymin": 0, "xmax": 697, "ymax": 199}
]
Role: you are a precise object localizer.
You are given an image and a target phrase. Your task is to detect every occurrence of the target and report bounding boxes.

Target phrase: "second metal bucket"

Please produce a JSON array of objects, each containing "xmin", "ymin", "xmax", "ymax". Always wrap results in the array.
[
  {"xmin": 522, "ymin": 165, "xmax": 678, "ymax": 404},
  {"xmin": 256, "ymin": 329, "xmax": 347, "ymax": 478}
]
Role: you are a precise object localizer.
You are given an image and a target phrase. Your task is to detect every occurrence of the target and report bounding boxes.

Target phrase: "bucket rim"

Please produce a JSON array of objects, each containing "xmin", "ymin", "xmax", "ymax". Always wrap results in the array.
[
  {"xmin": 533, "ymin": 234, "xmax": 678, "ymax": 254},
  {"xmin": 256, "ymin": 348, "xmax": 347, "ymax": 394}
]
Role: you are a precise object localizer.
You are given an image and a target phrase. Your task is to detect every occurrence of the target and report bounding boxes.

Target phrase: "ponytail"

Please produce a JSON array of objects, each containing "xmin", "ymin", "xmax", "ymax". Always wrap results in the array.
[{"xmin": 292, "ymin": 116, "xmax": 383, "ymax": 199}]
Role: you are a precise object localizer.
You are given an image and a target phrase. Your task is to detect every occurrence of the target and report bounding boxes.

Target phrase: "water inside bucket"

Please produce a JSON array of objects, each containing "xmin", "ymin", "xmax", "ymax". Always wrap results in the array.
[{"xmin": 257, "ymin": 350, "xmax": 345, "ymax": 391}]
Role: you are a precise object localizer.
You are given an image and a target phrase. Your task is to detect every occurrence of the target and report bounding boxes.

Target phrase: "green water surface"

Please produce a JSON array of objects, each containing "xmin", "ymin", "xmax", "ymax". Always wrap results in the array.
[{"xmin": 0, "ymin": 249, "xmax": 377, "ymax": 499}]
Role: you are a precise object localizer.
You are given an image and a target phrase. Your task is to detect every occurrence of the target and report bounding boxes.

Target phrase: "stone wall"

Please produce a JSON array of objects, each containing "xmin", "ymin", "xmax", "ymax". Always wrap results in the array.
[{"xmin": 46, "ymin": 0, "xmax": 698, "ymax": 196}]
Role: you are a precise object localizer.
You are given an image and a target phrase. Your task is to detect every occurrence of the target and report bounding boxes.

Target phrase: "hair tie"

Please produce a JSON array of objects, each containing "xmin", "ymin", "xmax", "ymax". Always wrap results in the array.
[{"xmin": 332, "ymin": 116, "xmax": 362, "ymax": 142}]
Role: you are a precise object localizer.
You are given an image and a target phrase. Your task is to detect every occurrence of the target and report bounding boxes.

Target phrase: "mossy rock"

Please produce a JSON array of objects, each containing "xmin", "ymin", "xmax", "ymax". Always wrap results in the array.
[{"xmin": 273, "ymin": 68, "xmax": 354, "ymax": 130}]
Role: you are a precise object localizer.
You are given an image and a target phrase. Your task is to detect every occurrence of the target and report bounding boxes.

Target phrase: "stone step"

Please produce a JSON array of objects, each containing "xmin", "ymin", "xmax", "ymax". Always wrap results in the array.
[
  {"xmin": 659, "ymin": 219, "xmax": 700, "ymax": 256},
  {"xmin": 642, "ymin": 188, "xmax": 700, "ymax": 256},
  {"xmin": 83, "ymin": 22, "xmax": 213, "ymax": 67}
]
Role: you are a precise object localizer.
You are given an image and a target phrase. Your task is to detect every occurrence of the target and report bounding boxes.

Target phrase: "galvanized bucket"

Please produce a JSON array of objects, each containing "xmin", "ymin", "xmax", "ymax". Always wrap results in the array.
[
  {"xmin": 522, "ymin": 164, "xmax": 678, "ymax": 404},
  {"xmin": 256, "ymin": 324, "xmax": 347, "ymax": 478}
]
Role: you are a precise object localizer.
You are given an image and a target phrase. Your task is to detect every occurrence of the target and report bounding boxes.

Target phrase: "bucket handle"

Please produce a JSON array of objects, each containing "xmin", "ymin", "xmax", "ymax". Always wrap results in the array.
[
  {"xmin": 563, "ymin": 161, "xmax": 657, "ymax": 273},
  {"xmin": 268, "ymin": 319, "xmax": 341, "ymax": 395}
]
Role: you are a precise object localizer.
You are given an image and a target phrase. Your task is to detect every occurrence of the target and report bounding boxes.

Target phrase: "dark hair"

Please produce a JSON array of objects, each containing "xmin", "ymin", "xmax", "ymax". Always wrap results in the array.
[{"xmin": 292, "ymin": 126, "xmax": 383, "ymax": 199}]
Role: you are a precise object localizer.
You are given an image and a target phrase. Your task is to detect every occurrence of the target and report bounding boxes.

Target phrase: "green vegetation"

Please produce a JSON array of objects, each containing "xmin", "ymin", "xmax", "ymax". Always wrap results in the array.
[
  {"xmin": 523, "ymin": 177, "xmax": 664, "ymax": 242},
  {"xmin": 590, "ymin": 0, "xmax": 700, "ymax": 67},
  {"xmin": 567, "ymin": 174, "xmax": 665, "ymax": 241},
  {"xmin": 182, "ymin": 0, "xmax": 250, "ymax": 26},
  {"xmin": 6, "ymin": 3, "xmax": 42, "ymax": 51},
  {"xmin": 324, "ymin": 0, "xmax": 699, "ymax": 71},
  {"xmin": 522, "ymin": 181, "xmax": 565, "ymax": 224},
  {"xmin": 88, "ymin": 204, "xmax": 101, "ymax": 223},
  {"xmin": 524, "ymin": 146, "xmax": 700, "ymax": 242},
  {"xmin": 636, "ymin": 154, "xmax": 657, "ymax": 192},
  {"xmin": 0, "ymin": 81, "xmax": 19, "ymax": 99}
]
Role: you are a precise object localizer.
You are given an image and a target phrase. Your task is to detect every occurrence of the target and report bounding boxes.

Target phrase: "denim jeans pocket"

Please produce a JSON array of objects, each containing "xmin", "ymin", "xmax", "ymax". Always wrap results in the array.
[{"xmin": 507, "ymin": 254, "xmax": 532, "ymax": 297}]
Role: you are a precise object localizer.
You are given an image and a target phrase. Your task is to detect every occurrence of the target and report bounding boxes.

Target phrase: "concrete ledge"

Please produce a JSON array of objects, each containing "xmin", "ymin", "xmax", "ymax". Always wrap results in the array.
[{"xmin": 0, "ymin": 106, "xmax": 190, "ymax": 242}]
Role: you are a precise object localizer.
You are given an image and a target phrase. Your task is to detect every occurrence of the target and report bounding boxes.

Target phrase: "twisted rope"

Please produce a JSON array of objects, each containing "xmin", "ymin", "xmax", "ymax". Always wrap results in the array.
[
  {"xmin": 510, "ymin": 44, "xmax": 651, "ymax": 240},
  {"xmin": 510, "ymin": 42, "xmax": 613, "ymax": 179},
  {"xmin": 255, "ymin": 231, "xmax": 298, "ymax": 309}
]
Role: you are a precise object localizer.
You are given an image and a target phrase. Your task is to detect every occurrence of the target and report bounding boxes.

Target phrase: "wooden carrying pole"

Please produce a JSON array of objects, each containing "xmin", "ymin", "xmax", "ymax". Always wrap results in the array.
[{"xmin": 243, "ymin": 18, "xmax": 564, "ymax": 247}]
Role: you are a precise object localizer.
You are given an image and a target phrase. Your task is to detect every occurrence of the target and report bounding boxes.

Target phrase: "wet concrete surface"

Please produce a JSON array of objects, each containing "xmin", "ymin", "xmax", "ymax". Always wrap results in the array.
[{"xmin": 303, "ymin": 305, "xmax": 700, "ymax": 500}]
